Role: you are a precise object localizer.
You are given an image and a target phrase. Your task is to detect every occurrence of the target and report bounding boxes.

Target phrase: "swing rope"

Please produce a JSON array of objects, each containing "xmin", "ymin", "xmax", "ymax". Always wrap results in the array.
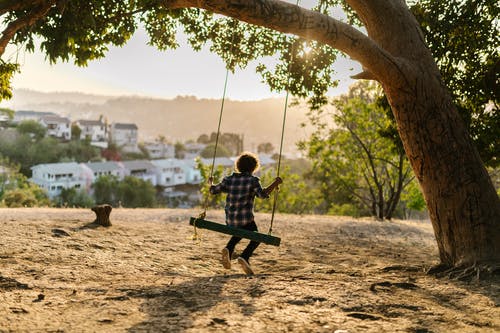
[
  {"xmin": 194, "ymin": 20, "xmax": 237, "ymax": 241},
  {"xmin": 268, "ymin": 0, "xmax": 300, "ymax": 234}
]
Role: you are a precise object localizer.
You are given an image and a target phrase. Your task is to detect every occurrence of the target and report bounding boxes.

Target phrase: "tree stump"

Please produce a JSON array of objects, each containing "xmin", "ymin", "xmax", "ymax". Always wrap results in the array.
[{"xmin": 91, "ymin": 204, "xmax": 112, "ymax": 227}]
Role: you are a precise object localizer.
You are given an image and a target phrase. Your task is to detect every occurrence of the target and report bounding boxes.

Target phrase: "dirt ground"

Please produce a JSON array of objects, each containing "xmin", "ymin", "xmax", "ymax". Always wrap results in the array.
[{"xmin": 0, "ymin": 208, "xmax": 498, "ymax": 332}]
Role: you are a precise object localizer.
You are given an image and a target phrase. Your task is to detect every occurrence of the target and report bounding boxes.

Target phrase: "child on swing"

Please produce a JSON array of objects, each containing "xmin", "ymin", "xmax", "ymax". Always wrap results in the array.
[{"xmin": 209, "ymin": 152, "xmax": 282, "ymax": 275}]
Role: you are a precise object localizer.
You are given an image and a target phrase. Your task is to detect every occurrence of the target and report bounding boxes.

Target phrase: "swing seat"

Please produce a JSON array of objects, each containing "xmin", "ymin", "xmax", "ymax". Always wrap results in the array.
[{"xmin": 189, "ymin": 217, "xmax": 281, "ymax": 246}]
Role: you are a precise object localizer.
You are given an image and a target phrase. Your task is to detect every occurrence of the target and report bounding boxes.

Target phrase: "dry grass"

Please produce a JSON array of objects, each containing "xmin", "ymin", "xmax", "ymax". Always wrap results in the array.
[{"xmin": 0, "ymin": 208, "xmax": 498, "ymax": 332}]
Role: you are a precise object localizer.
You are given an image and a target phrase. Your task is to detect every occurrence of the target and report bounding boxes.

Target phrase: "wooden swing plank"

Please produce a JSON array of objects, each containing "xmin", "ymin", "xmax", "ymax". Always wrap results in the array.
[{"xmin": 189, "ymin": 217, "xmax": 281, "ymax": 246}]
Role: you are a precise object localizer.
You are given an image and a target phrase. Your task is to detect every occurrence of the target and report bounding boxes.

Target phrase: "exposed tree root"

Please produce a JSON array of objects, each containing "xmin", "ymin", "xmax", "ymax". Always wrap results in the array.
[{"xmin": 427, "ymin": 263, "xmax": 500, "ymax": 282}]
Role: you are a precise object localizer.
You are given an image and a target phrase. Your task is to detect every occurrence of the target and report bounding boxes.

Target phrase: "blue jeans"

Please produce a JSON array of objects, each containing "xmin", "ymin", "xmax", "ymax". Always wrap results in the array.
[{"xmin": 225, "ymin": 221, "xmax": 260, "ymax": 262}]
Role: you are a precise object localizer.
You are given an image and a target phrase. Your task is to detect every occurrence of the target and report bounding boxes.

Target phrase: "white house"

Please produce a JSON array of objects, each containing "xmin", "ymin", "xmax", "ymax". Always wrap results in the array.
[
  {"xmin": 30, "ymin": 162, "xmax": 91, "ymax": 198},
  {"xmin": 40, "ymin": 115, "xmax": 71, "ymax": 140},
  {"xmin": 121, "ymin": 160, "xmax": 157, "ymax": 185},
  {"xmin": 151, "ymin": 159, "xmax": 186, "ymax": 187},
  {"xmin": 183, "ymin": 142, "xmax": 206, "ymax": 159},
  {"xmin": 109, "ymin": 122, "xmax": 139, "ymax": 153},
  {"xmin": 144, "ymin": 141, "xmax": 175, "ymax": 159},
  {"xmin": 82, "ymin": 161, "xmax": 126, "ymax": 182},
  {"xmin": 75, "ymin": 119, "xmax": 108, "ymax": 148},
  {"xmin": 181, "ymin": 159, "xmax": 202, "ymax": 184},
  {"xmin": 13, "ymin": 110, "xmax": 57, "ymax": 124}
]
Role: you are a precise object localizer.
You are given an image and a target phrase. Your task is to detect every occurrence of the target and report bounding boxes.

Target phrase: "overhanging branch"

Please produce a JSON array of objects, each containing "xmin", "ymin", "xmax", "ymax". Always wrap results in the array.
[
  {"xmin": 159, "ymin": 0, "xmax": 399, "ymax": 83},
  {"xmin": 0, "ymin": 1, "xmax": 55, "ymax": 57}
]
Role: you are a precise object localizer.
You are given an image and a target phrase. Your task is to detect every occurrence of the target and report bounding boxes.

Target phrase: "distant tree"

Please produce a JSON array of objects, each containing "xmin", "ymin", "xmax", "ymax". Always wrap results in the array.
[
  {"xmin": 56, "ymin": 187, "xmax": 94, "ymax": 208},
  {"xmin": 301, "ymin": 85, "xmax": 414, "ymax": 220},
  {"xmin": 117, "ymin": 176, "xmax": 156, "ymax": 208},
  {"xmin": 174, "ymin": 142, "xmax": 186, "ymax": 159},
  {"xmin": 71, "ymin": 124, "xmax": 82, "ymax": 140},
  {"xmin": 0, "ymin": 107, "xmax": 14, "ymax": 120},
  {"xmin": 93, "ymin": 175, "xmax": 119, "ymax": 206},
  {"xmin": 157, "ymin": 135, "xmax": 168, "ymax": 144},
  {"xmin": 61, "ymin": 140, "xmax": 100, "ymax": 163},
  {"xmin": 255, "ymin": 166, "xmax": 322, "ymax": 215},
  {"xmin": 0, "ymin": 158, "xmax": 50, "ymax": 207},
  {"xmin": 197, "ymin": 134, "xmax": 210, "ymax": 144},
  {"xmin": 200, "ymin": 143, "xmax": 232, "ymax": 158},
  {"xmin": 399, "ymin": 179, "xmax": 427, "ymax": 219},
  {"xmin": 16, "ymin": 120, "xmax": 46, "ymax": 141},
  {"xmin": 195, "ymin": 157, "xmax": 226, "ymax": 209},
  {"xmin": 257, "ymin": 142, "xmax": 274, "ymax": 154}
]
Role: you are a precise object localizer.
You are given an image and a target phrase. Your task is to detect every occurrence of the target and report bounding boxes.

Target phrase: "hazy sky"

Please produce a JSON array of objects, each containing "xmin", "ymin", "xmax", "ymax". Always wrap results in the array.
[{"xmin": 6, "ymin": 8, "xmax": 361, "ymax": 101}]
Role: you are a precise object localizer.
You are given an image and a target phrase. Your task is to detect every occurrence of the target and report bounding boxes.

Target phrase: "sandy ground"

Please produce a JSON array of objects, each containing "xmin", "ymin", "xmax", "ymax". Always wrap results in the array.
[{"xmin": 0, "ymin": 208, "xmax": 498, "ymax": 333}]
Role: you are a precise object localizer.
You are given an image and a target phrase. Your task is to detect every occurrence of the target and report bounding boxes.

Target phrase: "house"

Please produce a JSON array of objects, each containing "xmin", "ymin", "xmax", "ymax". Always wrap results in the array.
[
  {"xmin": 151, "ymin": 159, "xmax": 186, "ymax": 187},
  {"xmin": 121, "ymin": 160, "xmax": 157, "ymax": 185},
  {"xmin": 109, "ymin": 122, "xmax": 139, "ymax": 153},
  {"xmin": 144, "ymin": 141, "xmax": 175, "ymax": 159},
  {"xmin": 183, "ymin": 142, "xmax": 206, "ymax": 159},
  {"xmin": 75, "ymin": 119, "xmax": 108, "ymax": 148},
  {"xmin": 82, "ymin": 161, "xmax": 125, "ymax": 182},
  {"xmin": 181, "ymin": 159, "xmax": 202, "ymax": 184},
  {"xmin": 30, "ymin": 162, "xmax": 91, "ymax": 198},
  {"xmin": 40, "ymin": 115, "xmax": 72, "ymax": 140},
  {"xmin": 12, "ymin": 110, "xmax": 57, "ymax": 124}
]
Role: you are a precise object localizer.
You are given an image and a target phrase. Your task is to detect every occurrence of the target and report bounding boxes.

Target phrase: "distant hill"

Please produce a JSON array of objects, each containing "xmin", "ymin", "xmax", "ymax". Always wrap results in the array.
[{"xmin": 1, "ymin": 89, "xmax": 333, "ymax": 156}]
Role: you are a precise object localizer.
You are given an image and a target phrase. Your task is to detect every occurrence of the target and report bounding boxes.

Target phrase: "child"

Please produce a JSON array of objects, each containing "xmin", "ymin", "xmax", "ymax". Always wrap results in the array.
[{"xmin": 209, "ymin": 152, "xmax": 282, "ymax": 275}]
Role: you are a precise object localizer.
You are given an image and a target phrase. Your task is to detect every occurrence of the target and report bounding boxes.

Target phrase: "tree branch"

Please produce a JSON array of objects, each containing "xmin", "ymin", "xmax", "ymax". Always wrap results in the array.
[
  {"xmin": 0, "ymin": 0, "xmax": 47, "ymax": 16},
  {"xmin": 0, "ymin": 1, "xmax": 55, "ymax": 57},
  {"xmin": 159, "ymin": 0, "xmax": 399, "ymax": 83}
]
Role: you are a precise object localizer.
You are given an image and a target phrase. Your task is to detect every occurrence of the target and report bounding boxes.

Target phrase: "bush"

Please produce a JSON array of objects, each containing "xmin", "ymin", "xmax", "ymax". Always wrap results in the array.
[{"xmin": 3, "ymin": 188, "xmax": 38, "ymax": 207}]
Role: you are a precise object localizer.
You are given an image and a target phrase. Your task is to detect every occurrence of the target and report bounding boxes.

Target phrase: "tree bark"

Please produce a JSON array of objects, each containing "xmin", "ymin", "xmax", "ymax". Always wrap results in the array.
[{"xmin": 91, "ymin": 204, "xmax": 112, "ymax": 227}]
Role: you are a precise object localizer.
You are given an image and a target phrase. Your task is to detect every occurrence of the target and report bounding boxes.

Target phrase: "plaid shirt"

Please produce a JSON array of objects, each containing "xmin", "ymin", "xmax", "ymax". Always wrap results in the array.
[{"xmin": 210, "ymin": 172, "xmax": 269, "ymax": 227}]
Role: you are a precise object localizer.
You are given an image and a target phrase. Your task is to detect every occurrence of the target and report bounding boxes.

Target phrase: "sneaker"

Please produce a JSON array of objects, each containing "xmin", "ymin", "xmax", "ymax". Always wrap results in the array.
[
  {"xmin": 221, "ymin": 248, "xmax": 231, "ymax": 269},
  {"xmin": 237, "ymin": 257, "xmax": 254, "ymax": 275}
]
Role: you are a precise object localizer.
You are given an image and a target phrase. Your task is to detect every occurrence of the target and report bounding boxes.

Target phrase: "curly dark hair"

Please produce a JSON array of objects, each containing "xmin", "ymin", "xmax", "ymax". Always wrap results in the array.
[{"xmin": 235, "ymin": 152, "xmax": 260, "ymax": 174}]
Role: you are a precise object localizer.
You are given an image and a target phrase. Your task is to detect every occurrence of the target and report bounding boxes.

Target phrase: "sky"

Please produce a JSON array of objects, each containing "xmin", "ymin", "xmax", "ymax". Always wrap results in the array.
[{"xmin": 5, "ymin": 6, "xmax": 361, "ymax": 101}]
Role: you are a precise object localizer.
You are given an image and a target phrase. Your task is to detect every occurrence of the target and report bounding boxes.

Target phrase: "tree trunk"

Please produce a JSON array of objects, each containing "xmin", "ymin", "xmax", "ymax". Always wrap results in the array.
[
  {"xmin": 383, "ymin": 73, "xmax": 500, "ymax": 267},
  {"xmin": 91, "ymin": 204, "xmax": 112, "ymax": 227}
]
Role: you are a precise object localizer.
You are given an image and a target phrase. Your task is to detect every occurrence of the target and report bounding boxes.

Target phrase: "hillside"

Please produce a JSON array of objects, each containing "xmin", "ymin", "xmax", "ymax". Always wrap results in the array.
[
  {"xmin": 1, "ymin": 89, "xmax": 333, "ymax": 155},
  {"xmin": 1, "ymin": 208, "xmax": 498, "ymax": 332}
]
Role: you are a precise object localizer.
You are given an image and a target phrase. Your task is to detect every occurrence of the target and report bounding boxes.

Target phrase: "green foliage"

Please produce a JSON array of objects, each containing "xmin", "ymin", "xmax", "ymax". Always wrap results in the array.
[
  {"xmin": 17, "ymin": 120, "xmax": 47, "ymax": 140},
  {"xmin": 400, "ymin": 180, "xmax": 426, "ymax": 212},
  {"xmin": 0, "ymin": 107, "xmax": 14, "ymax": 119},
  {"xmin": 327, "ymin": 203, "xmax": 362, "ymax": 217},
  {"xmin": 0, "ymin": 157, "xmax": 50, "ymax": 207},
  {"xmin": 195, "ymin": 157, "xmax": 226, "ymax": 209},
  {"xmin": 411, "ymin": 0, "xmax": 499, "ymax": 167},
  {"xmin": 9, "ymin": 1, "xmax": 137, "ymax": 66},
  {"xmin": 197, "ymin": 132, "xmax": 243, "ymax": 156},
  {"xmin": 92, "ymin": 175, "xmax": 156, "ymax": 208},
  {"xmin": 0, "ymin": 131, "xmax": 101, "ymax": 176},
  {"xmin": 93, "ymin": 175, "xmax": 119, "ymax": 205},
  {"xmin": 254, "ymin": 167, "xmax": 322, "ymax": 215},
  {"xmin": 2, "ymin": 188, "xmax": 38, "ymax": 207},
  {"xmin": 200, "ymin": 143, "xmax": 232, "ymax": 158},
  {"xmin": 56, "ymin": 187, "xmax": 95, "ymax": 208},
  {"xmin": 0, "ymin": 61, "xmax": 19, "ymax": 100},
  {"xmin": 174, "ymin": 142, "xmax": 186, "ymax": 159},
  {"xmin": 117, "ymin": 176, "xmax": 157, "ymax": 208},
  {"xmin": 71, "ymin": 124, "xmax": 82, "ymax": 140},
  {"xmin": 301, "ymin": 83, "xmax": 414, "ymax": 219}
]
